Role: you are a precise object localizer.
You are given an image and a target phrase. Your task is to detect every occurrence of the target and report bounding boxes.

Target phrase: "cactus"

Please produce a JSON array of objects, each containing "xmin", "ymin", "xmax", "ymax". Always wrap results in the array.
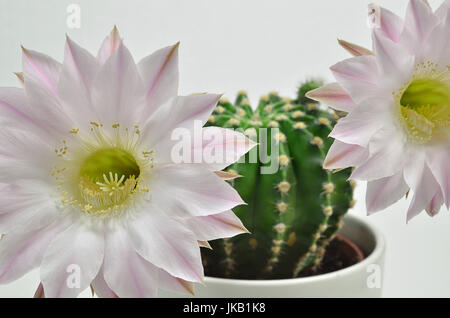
[{"xmin": 202, "ymin": 81, "xmax": 355, "ymax": 279}]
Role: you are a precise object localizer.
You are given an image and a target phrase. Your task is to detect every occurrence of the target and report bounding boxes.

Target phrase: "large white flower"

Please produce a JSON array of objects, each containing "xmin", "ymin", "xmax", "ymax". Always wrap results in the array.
[
  {"xmin": 0, "ymin": 27, "xmax": 255, "ymax": 297},
  {"xmin": 307, "ymin": 0, "xmax": 449, "ymax": 221}
]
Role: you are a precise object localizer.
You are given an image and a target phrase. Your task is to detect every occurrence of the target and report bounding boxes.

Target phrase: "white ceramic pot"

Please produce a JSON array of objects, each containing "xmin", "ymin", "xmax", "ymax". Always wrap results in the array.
[{"xmin": 161, "ymin": 214, "xmax": 385, "ymax": 298}]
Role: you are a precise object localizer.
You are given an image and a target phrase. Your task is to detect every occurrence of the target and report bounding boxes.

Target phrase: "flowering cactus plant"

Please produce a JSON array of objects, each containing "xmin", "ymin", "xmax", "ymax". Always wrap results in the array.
[
  {"xmin": 201, "ymin": 82, "xmax": 355, "ymax": 279},
  {"xmin": 0, "ymin": 27, "xmax": 255, "ymax": 297},
  {"xmin": 307, "ymin": 0, "xmax": 449, "ymax": 220}
]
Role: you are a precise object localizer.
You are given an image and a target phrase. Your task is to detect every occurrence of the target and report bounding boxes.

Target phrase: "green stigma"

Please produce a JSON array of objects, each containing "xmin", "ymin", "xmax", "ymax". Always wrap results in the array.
[
  {"xmin": 399, "ymin": 78, "xmax": 450, "ymax": 143},
  {"xmin": 79, "ymin": 148, "xmax": 140, "ymax": 182}
]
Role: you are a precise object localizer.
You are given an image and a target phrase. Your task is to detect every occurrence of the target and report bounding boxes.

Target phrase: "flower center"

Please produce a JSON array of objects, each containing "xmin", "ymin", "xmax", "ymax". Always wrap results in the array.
[
  {"xmin": 399, "ymin": 77, "xmax": 450, "ymax": 143},
  {"xmin": 78, "ymin": 148, "xmax": 141, "ymax": 213}
]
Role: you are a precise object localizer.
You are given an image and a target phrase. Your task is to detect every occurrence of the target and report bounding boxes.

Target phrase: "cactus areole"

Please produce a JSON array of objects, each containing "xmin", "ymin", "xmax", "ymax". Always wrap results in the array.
[{"xmin": 202, "ymin": 82, "xmax": 355, "ymax": 279}]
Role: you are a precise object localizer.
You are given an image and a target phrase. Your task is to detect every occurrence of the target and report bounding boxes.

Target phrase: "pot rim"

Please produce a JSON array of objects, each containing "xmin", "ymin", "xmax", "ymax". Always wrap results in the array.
[{"xmin": 203, "ymin": 214, "xmax": 385, "ymax": 286}]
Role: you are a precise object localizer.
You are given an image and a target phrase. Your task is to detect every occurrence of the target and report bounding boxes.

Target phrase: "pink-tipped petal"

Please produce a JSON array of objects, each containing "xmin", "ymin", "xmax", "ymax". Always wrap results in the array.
[
  {"xmin": 196, "ymin": 127, "xmax": 257, "ymax": 171},
  {"xmin": 305, "ymin": 83, "xmax": 356, "ymax": 112},
  {"xmin": 337, "ymin": 39, "xmax": 373, "ymax": 56},
  {"xmin": 379, "ymin": 7, "xmax": 404, "ymax": 42},
  {"xmin": 58, "ymin": 36, "xmax": 100, "ymax": 126},
  {"xmin": 323, "ymin": 140, "xmax": 369, "ymax": 170},
  {"xmin": 151, "ymin": 164, "xmax": 245, "ymax": 218},
  {"xmin": 407, "ymin": 164, "xmax": 441, "ymax": 222},
  {"xmin": 330, "ymin": 55, "xmax": 380, "ymax": 103},
  {"xmin": 97, "ymin": 26, "xmax": 122, "ymax": 65},
  {"xmin": 138, "ymin": 42, "xmax": 180, "ymax": 117},
  {"xmin": 366, "ymin": 171, "xmax": 409, "ymax": 214},
  {"xmin": 128, "ymin": 207, "xmax": 204, "ymax": 283},
  {"xmin": 103, "ymin": 226, "xmax": 158, "ymax": 298},
  {"xmin": 400, "ymin": 0, "xmax": 438, "ymax": 54},
  {"xmin": 426, "ymin": 189, "xmax": 444, "ymax": 217},
  {"xmin": 158, "ymin": 269, "xmax": 195, "ymax": 296},
  {"xmin": 186, "ymin": 210, "xmax": 249, "ymax": 241},
  {"xmin": 329, "ymin": 97, "xmax": 391, "ymax": 147},
  {"xmin": 40, "ymin": 221, "xmax": 104, "ymax": 298},
  {"xmin": 91, "ymin": 43, "xmax": 145, "ymax": 127}
]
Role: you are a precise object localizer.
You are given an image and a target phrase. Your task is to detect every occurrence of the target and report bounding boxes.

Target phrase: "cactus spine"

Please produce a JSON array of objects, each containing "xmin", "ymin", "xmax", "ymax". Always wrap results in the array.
[{"xmin": 202, "ymin": 82, "xmax": 355, "ymax": 279}]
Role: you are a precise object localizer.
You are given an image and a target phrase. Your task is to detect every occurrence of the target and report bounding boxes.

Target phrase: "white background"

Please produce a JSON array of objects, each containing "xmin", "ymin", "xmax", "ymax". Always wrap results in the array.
[{"xmin": 0, "ymin": 0, "xmax": 448, "ymax": 297}]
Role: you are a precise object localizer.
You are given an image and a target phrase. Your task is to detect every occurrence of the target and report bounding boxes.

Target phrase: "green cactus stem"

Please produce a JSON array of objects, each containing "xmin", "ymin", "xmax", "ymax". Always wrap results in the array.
[{"xmin": 202, "ymin": 82, "xmax": 354, "ymax": 279}]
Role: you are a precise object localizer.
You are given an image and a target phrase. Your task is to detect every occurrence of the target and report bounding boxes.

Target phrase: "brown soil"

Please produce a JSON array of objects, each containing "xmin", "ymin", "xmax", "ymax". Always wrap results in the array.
[{"xmin": 298, "ymin": 234, "xmax": 364, "ymax": 277}]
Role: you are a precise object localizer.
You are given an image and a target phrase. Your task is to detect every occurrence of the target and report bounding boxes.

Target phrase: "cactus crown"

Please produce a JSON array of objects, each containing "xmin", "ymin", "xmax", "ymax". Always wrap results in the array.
[{"xmin": 202, "ymin": 81, "xmax": 355, "ymax": 279}]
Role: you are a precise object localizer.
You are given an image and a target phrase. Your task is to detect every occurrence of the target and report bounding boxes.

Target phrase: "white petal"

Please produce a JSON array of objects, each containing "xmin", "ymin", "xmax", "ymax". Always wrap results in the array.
[
  {"xmin": 365, "ymin": 171, "xmax": 409, "ymax": 214},
  {"xmin": 138, "ymin": 43, "xmax": 179, "ymax": 117},
  {"xmin": 399, "ymin": 0, "xmax": 438, "ymax": 54},
  {"xmin": 103, "ymin": 225, "xmax": 158, "ymax": 298},
  {"xmin": 150, "ymin": 164, "xmax": 244, "ymax": 218},
  {"xmin": 330, "ymin": 97, "xmax": 391, "ymax": 147},
  {"xmin": 0, "ymin": 219, "xmax": 69, "ymax": 284},
  {"xmin": 372, "ymin": 30, "xmax": 415, "ymax": 89},
  {"xmin": 305, "ymin": 83, "xmax": 356, "ymax": 112},
  {"xmin": 91, "ymin": 266, "xmax": 118, "ymax": 298},
  {"xmin": 185, "ymin": 210, "xmax": 248, "ymax": 241},
  {"xmin": 40, "ymin": 221, "xmax": 104, "ymax": 298},
  {"xmin": 158, "ymin": 269, "xmax": 195, "ymax": 296},
  {"xmin": 58, "ymin": 36, "xmax": 100, "ymax": 128},
  {"xmin": 193, "ymin": 127, "xmax": 257, "ymax": 171},
  {"xmin": 323, "ymin": 140, "xmax": 369, "ymax": 169},
  {"xmin": 128, "ymin": 207, "xmax": 204, "ymax": 283},
  {"xmin": 426, "ymin": 147, "xmax": 450, "ymax": 208},
  {"xmin": 330, "ymin": 55, "xmax": 380, "ymax": 103},
  {"xmin": 406, "ymin": 164, "xmax": 440, "ymax": 221},
  {"xmin": 351, "ymin": 126, "xmax": 406, "ymax": 180},
  {"xmin": 91, "ymin": 43, "xmax": 145, "ymax": 127},
  {"xmin": 379, "ymin": 7, "xmax": 404, "ymax": 42},
  {"xmin": 436, "ymin": 0, "xmax": 450, "ymax": 21}
]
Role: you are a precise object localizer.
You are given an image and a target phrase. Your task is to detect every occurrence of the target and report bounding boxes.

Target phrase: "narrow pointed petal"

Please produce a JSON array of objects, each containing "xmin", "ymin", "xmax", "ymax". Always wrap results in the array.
[
  {"xmin": 138, "ymin": 42, "xmax": 179, "ymax": 117},
  {"xmin": 427, "ymin": 147, "xmax": 450, "ymax": 208},
  {"xmin": 214, "ymin": 170, "xmax": 242, "ymax": 180},
  {"xmin": 198, "ymin": 241, "xmax": 212, "ymax": 249},
  {"xmin": 407, "ymin": 165, "xmax": 440, "ymax": 221},
  {"xmin": 379, "ymin": 7, "xmax": 404, "ymax": 42},
  {"xmin": 436, "ymin": 0, "xmax": 450, "ymax": 20},
  {"xmin": 128, "ymin": 208, "xmax": 204, "ymax": 283},
  {"xmin": 91, "ymin": 43, "xmax": 145, "ymax": 126},
  {"xmin": 159, "ymin": 269, "xmax": 195, "ymax": 296},
  {"xmin": 91, "ymin": 267, "xmax": 118, "ymax": 298},
  {"xmin": 40, "ymin": 221, "xmax": 104, "ymax": 298},
  {"xmin": 400, "ymin": 0, "xmax": 438, "ymax": 53},
  {"xmin": 97, "ymin": 26, "xmax": 122, "ymax": 65},
  {"xmin": 426, "ymin": 189, "xmax": 444, "ymax": 217},
  {"xmin": 21, "ymin": 46, "xmax": 61, "ymax": 99},
  {"xmin": 305, "ymin": 83, "xmax": 356, "ymax": 112},
  {"xmin": 103, "ymin": 226, "xmax": 158, "ymax": 298},
  {"xmin": 34, "ymin": 282, "xmax": 45, "ymax": 298},
  {"xmin": 330, "ymin": 55, "xmax": 380, "ymax": 103},
  {"xmin": 366, "ymin": 171, "xmax": 409, "ymax": 214},
  {"xmin": 151, "ymin": 164, "xmax": 245, "ymax": 218},
  {"xmin": 323, "ymin": 140, "xmax": 369, "ymax": 170},
  {"xmin": 196, "ymin": 127, "xmax": 257, "ymax": 171},
  {"xmin": 186, "ymin": 210, "xmax": 249, "ymax": 241},
  {"xmin": 338, "ymin": 39, "xmax": 373, "ymax": 56},
  {"xmin": 372, "ymin": 30, "xmax": 415, "ymax": 88},
  {"xmin": 329, "ymin": 97, "xmax": 391, "ymax": 147},
  {"xmin": 0, "ymin": 220, "xmax": 69, "ymax": 284},
  {"xmin": 58, "ymin": 36, "xmax": 100, "ymax": 126}
]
